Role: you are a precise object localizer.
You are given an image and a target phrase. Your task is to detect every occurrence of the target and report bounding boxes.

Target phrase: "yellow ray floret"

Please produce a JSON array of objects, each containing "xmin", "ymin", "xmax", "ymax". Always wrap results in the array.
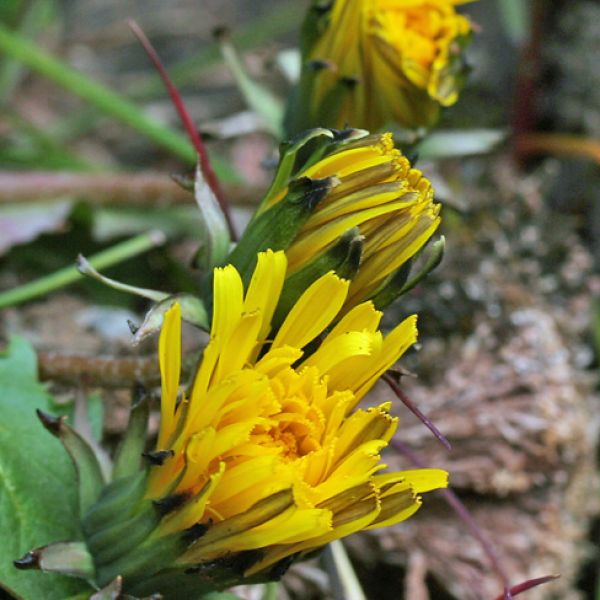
[
  {"xmin": 262, "ymin": 133, "xmax": 441, "ymax": 309},
  {"xmin": 293, "ymin": 0, "xmax": 475, "ymax": 131},
  {"xmin": 148, "ymin": 250, "xmax": 447, "ymax": 575}
]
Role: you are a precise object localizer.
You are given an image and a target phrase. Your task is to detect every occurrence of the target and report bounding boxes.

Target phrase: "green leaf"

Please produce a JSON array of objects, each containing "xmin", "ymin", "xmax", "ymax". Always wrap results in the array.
[
  {"xmin": 36, "ymin": 410, "xmax": 106, "ymax": 515},
  {"xmin": 259, "ymin": 128, "xmax": 333, "ymax": 210},
  {"xmin": 193, "ymin": 162, "xmax": 231, "ymax": 271},
  {"xmin": 0, "ymin": 337, "xmax": 92, "ymax": 599},
  {"xmin": 416, "ymin": 129, "xmax": 506, "ymax": 159}
]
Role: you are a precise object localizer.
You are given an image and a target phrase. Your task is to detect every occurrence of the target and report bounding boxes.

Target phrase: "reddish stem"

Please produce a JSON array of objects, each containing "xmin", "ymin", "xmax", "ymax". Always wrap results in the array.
[
  {"xmin": 391, "ymin": 440, "xmax": 513, "ymax": 599},
  {"xmin": 128, "ymin": 19, "xmax": 237, "ymax": 239},
  {"xmin": 383, "ymin": 372, "xmax": 451, "ymax": 451},
  {"xmin": 511, "ymin": 0, "xmax": 546, "ymax": 165},
  {"xmin": 493, "ymin": 575, "xmax": 560, "ymax": 600}
]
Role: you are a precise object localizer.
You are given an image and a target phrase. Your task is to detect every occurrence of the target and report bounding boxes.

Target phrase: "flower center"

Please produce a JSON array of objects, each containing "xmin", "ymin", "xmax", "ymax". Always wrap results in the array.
[
  {"xmin": 249, "ymin": 367, "xmax": 327, "ymax": 462},
  {"xmin": 382, "ymin": 4, "xmax": 444, "ymax": 68}
]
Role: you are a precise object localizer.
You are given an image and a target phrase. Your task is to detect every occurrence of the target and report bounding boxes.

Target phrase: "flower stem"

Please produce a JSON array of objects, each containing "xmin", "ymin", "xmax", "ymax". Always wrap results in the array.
[
  {"xmin": 493, "ymin": 575, "xmax": 559, "ymax": 600},
  {"xmin": 0, "ymin": 230, "xmax": 166, "ymax": 309},
  {"xmin": 391, "ymin": 440, "xmax": 513, "ymax": 599},
  {"xmin": 383, "ymin": 372, "xmax": 451, "ymax": 451},
  {"xmin": 323, "ymin": 540, "xmax": 366, "ymax": 600}
]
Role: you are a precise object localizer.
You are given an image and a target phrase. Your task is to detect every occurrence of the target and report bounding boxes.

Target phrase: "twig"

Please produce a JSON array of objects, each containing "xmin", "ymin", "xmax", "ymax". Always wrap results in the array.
[
  {"xmin": 38, "ymin": 352, "xmax": 161, "ymax": 388},
  {"xmin": 515, "ymin": 133, "xmax": 600, "ymax": 166},
  {"xmin": 0, "ymin": 171, "xmax": 190, "ymax": 204},
  {"xmin": 37, "ymin": 350, "xmax": 200, "ymax": 388},
  {"xmin": 0, "ymin": 230, "xmax": 166, "ymax": 309},
  {"xmin": 0, "ymin": 171, "xmax": 261, "ymax": 206},
  {"xmin": 128, "ymin": 20, "xmax": 237, "ymax": 240}
]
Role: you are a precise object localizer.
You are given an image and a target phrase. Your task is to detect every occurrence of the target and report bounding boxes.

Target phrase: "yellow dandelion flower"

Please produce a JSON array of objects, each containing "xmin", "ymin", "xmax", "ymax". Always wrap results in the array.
[
  {"xmin": 287, "ymin": 0, "xmax": 475, "ymax": 133},
  {"xmin": 147, "ymin": 249, "xmax": 446, "ymax": 583},
  {"xmin": 17, "ymin": 249, "xmax": 446, "ymax": 597},
  {"xmin": 232, "ymin": 130, "xmax": 441, "ymax": 313}
]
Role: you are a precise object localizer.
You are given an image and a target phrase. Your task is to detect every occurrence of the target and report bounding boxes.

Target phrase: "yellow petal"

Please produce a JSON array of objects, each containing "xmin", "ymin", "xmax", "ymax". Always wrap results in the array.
[
  {"xmin": 286, "ymin": 199, "xmax": 418, "ymax": 272},
  {"xmin": 332, "ymin": 405, "xmax": 397, "ymax": 467},
  {"xmin": 211, "ymin": 264, "xmax": 244, "ymax": 346},
  {"xmin": 325, "ymin": 315, "xmax": 417, "ymax": 404},
  {"xmin": 378, "ymin": 468, "xmax": 448, "ymax": 494},
  {"xmin": 157, "ymin": 303, "xmax": 181, "ymax": 449},
  {"xmin": 366, "ymin": 488, "xmax": 421, "ymax": 529},
  {"xmin": 159, "ymin": 461, "xmax": 225, "ymax": 535},
  {"xmin": 327, "ymin": 301, "xmax": 382, "ymax": 337},
  {"xmin": 214, "ymin": 311, "xmax": 262, "ymax": 380},
  {"xmin": 272, "ymin": 272, "xmax": 349, "ymax": 350},
  {"xmin": 243, "ymin": 250, "xmax": 288, "ymax": 343},
  {"xmin": 246, "ymin": 493, "xmax": 380, "ymax": 575},
  {"xmin": 302, "ymin": 330, "xmax": 375, "ymax": 374},
  {"xmin": 255, "ymin": 346, "xmax": 304, "ymax": 377},
  {"xmin": 178, "ymin": 489, "xmax": 295, "ymax": 564},
  {"xmin": 353, "ymin": 315, "xmax": 418, "ymax": 401}
]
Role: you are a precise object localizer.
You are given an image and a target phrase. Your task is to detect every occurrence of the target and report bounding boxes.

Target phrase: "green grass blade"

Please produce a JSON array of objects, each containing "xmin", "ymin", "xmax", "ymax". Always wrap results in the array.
[
  {"xmin": 496, "ymin": 0, "xmax": 531, "ymax": 46},
  {"xmin": 0, "ymin": 23, "xmax": 238, "ymax": 180},
  {"xmin": 0, "ymin": 0, "xmax": 57, "ymax": 103},
  {"xmin": 0, "ymin": 230, "xmax": 166, "ymax": 309},
  {"xmin": 130, "ymin": 3, "xmax": 305, "ymax": 98}
]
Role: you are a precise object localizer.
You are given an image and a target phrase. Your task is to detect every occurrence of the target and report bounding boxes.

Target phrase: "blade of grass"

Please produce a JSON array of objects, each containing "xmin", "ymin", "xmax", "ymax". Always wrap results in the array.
[
  {"xmin": 4, "ymin": 109, "xmax": 93, "ymax": 171},
  {"xmin": 0, "ymin": 230, "xmax": 166, "ymax": 309},
  {"xmin": 0, "ymin": 0, "xmax": 56, "ymax": 103},
  {"xmin": 261, "ymin": 582, "xmax": 279, "ymax": 600},
  {"xmin": 215, "ymin": 29, "xmax": 284, "ymax": 138},
  {"xmin": 0, "ymin": 23, "xmax": 238, "ymax": 180},
  {"xmin": 129, "ymin": 3, "xmax": 305, "ymax": 99},
  {"xmin": 496, "ymin": 0, "xmax": 531, "ymax": 47}
]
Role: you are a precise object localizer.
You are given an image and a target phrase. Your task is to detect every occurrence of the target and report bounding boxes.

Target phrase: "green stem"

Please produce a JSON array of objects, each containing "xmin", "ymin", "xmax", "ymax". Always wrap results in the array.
[
  {"xmin": 261, "ymin": 582, "xmax": 279, "ymax": 600},
  {"xmin": 0, "ymin": 230, "xmax": 166, "ymax": 309},
  {"xmin": 0, "ymin": 23, "xmax": 196, "ymax": 163},
  {"xmin": 323, "ymin": 540, "xmax": 366, "ymax": 600}
]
